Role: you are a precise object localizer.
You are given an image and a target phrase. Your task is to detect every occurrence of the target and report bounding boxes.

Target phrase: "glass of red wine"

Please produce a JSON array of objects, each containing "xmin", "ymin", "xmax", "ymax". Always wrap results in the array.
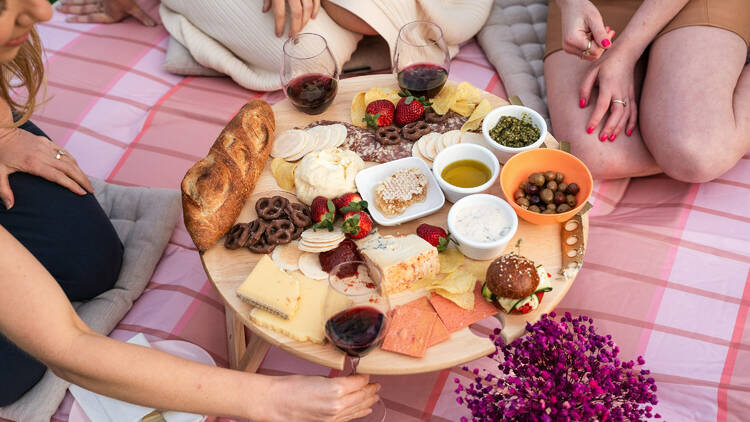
[
  {"xmin": 281, "ymin": 33, "xmax": 339, "ymax": 115},
  {"xmin": 323, "ymin": 261, "xmax": 390, "ymax": 422},
  {"xmin": 393, "ymin": 21, "xmax": 450, "ymax": 99}
]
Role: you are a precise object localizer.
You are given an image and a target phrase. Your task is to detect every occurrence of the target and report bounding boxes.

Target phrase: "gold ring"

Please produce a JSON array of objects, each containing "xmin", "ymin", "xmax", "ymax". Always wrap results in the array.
[
  {"xmin": 55, "ymin": 150, "xmax": 66, "ymax": 160},
  {"xmin": 582, "ymin": 39, "xmax": 592, "ymax": 56},
  {"xmin": 612, "ymin": 99, "xmax": 627, "ymax": 107}
]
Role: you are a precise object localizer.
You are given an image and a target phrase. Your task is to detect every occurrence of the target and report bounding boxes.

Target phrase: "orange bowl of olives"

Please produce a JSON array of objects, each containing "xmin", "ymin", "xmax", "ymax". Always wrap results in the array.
[{"xmin": 499, "ymin": 148, "xmax": 593, "ymax": 224}]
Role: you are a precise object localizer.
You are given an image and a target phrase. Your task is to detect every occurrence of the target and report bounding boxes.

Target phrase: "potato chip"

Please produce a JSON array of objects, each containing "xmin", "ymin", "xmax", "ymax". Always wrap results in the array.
[
  {"xmin": 364, "ymin": 87, "xmax": 400, "ymax": 107},
  {"xmin": 411, "ymin": 273, "xmax": 443, "ymax": 291},
  {"xmin": 450, "ymin": 100, "xmax": 476, "ymax": 117},
  {"xmin": 431, "ymin": 84, "xmax": 457, "ymax": 115},
  {"xmin": 271, "ymin": 158, "xmax": 297, "ymax": 190},
  {"xmin": 431, "ymin": 270, "xmax": 476, "ymax": 294},
  {"xmin": 461, "ymin": 98, "xmax": 492, "ymax": 132},
  {"xmin": 434, "ymin": 289, "xmax": 475, "ymax": 310},
  {"xmin": 350, "ymin": 91, "xmax": 367, "ymax": 128},
  {"xmin": 455, "ymin": 81, "xmax": 483, "ymax": 104},
  {"xmin": 439, "ymin": 249, "xmax": 465, "ymax": 274},
  {"xmin": 462, "ymin": 261, "xmax": 489, "ymax": 282}
]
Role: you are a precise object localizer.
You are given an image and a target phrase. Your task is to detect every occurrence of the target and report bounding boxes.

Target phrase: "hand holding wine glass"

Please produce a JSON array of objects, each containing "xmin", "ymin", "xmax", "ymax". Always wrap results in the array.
[{"xmin": 323, "ymin": 261, "xmax": 390, "ymax": 422}]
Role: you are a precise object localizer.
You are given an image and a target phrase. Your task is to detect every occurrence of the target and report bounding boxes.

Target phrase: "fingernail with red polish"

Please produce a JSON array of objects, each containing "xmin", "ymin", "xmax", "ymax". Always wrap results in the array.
[
  {"xmin": 579, "ymin": 98, "xmax": 587, "ymax": 108},
  {"xmin": 602, "ymin": 39, "xmax": 611, "ymax": 48},
  {"xmin": 587, "ymin": 126, "xmax": 594, "ymax": 134},
  {"xmin": 600, "ymin": 134, "xmax": 607, "ymax": 142},
  {"xmin": 626, "ymin": 129, "xmax": 633, "ymax": 136},
  {"xmin": 606, "ymin": 26, "xmax": 611, "ymax": 31},
  {"xmin": 609, "ymin": 134, "xmax": 617, "ymax": 142}
]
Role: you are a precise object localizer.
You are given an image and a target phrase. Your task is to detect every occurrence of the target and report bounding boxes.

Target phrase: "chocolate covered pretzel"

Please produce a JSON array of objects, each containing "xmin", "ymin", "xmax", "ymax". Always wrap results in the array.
[
  {"xmin": 375, "ymin": 126, "xmax": 402, "ymax": 145},
  {"xmin": 402, "ymin": 121, "xmax": 431, "ymax": 141},
  {"xmin": 255, "ymin": 196, "xmax": 289, "ymax": 220}
]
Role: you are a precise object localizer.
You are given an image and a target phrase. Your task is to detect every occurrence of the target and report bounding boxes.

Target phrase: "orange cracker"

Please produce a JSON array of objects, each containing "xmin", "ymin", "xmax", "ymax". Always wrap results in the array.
[
  {"xmin": 429, "ymin": 283, "xmax": 498, "ymax": 332},
  {"xmin": 403, "ymin": 296, "xmax": 450, "ymax": 347},
  {"xmin": 381, "ymin": 305, "xmax": 436, "ymax": 358}
]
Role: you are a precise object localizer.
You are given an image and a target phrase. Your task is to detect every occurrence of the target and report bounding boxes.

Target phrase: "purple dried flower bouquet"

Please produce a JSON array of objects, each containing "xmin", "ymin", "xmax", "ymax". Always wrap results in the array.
[{"xmin": 455, "ymin": 312, "xmax": 660, "ymax": 421}]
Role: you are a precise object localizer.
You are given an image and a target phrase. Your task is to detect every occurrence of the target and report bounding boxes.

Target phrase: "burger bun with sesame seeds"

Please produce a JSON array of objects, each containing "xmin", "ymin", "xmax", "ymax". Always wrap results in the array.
[{"xmin": 485, "ymin": 253, "xmax": 539, "ymax": 300}]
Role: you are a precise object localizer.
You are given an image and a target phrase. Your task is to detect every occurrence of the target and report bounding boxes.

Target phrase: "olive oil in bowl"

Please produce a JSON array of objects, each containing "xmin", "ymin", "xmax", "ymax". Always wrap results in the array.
[{"xmin": 440, "ymin": 159, "xmax": 492, "ymax": 188}]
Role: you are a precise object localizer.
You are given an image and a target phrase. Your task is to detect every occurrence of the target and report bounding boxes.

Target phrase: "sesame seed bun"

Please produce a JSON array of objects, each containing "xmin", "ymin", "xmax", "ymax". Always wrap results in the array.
[{"xmin": 485, "ymin": 253, "xmax": 539, "ymax": 299}]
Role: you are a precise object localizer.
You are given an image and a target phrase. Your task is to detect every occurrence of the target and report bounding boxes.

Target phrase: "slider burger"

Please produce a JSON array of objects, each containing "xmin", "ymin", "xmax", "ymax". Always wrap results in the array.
[{"xmin": 481, "ymin": 253, "xmax": 552, "ymax": 314}]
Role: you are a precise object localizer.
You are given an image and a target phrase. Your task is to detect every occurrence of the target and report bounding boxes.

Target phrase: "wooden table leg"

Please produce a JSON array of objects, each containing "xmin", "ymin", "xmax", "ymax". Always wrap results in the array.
[
  {"xmin": 225, "ymin": 305, "xmax": 246, "ymax": 369},
  {"xmin": 237, "ymin": 333, "xmax": 272, "ymax": 373}
]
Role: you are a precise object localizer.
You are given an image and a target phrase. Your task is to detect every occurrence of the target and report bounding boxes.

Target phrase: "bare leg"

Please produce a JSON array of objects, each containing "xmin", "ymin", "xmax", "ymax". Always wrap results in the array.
[
  {"xmin": 545, "ymin": 51, "xmax": 660, "ymax": 179},
  {"xmin": 640, "ymin": 26, "xmax": 750, "ymax": 183}
]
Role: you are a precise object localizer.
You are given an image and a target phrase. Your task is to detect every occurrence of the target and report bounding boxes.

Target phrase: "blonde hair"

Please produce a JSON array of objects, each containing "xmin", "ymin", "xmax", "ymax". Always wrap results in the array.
[{"xmin": 1, "ymin": 27, "xmax": 44, "ymax": 127}]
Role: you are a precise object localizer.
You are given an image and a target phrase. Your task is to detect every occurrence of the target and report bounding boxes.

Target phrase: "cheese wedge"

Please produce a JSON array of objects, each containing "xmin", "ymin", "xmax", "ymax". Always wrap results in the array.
[
  {"xmin": 356, "ymin": 234, "xmax": 439, "ymax": 294},
  {"xmin": 236, "ymin": 255, "xmax": 300, "ymax": 319},
  {"xmin": 249, "ymin": 273, "xmax": 349, "ymax": 343}
]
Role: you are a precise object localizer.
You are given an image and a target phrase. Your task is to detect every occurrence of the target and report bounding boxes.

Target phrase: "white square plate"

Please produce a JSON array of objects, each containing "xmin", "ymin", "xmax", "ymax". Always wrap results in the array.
[{"xmin": 355, "ymin": 157, "xmax": 445, "ymax": 226}]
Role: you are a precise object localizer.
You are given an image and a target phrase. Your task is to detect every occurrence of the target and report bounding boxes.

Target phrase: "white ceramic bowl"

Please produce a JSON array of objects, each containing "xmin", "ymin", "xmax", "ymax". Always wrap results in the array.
[
  {"xmin": 480, "ymin": 105, "xmax": 547, "ymax": 163},
  {"xmin": 447, "ymin": 194, "xmax": 518, "ymax": 261},
  {"xmin": 432, "ymin": 143, "xmax": 500, "ymax": 203}
]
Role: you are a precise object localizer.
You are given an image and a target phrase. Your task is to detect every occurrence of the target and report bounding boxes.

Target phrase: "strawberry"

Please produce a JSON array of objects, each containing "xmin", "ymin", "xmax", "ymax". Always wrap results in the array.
[
  {"xmin": 332, "ymin": 192, "xmax": 368, "ymax": 215},
  {"xmin": 342, "ymin": 210, "xmax": 373, "ymax": 239},
  {"xmin": 394, "ymin": 90, "xmax": 432, "ymax": 126},
  {"xmin": 310, "ymin": 196, "xmax": 336, "ymax": 231},
  {"xmin": 362, "ymin": 99, "xmax": 395, "ymax": 129},
  {"xmin": 416, "ymin": 223, "xmax": 454, "ymax": 252}
]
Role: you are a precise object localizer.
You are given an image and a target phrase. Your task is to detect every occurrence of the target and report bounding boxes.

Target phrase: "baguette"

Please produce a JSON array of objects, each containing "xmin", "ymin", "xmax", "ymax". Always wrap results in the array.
[{"xmin": 181, "ymin": 99, "xmax": 275, "ymax": 251}]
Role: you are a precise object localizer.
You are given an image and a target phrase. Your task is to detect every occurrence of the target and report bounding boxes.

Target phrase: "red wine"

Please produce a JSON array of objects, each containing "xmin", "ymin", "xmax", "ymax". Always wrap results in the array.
[
  {"xmin": 325, "ymin": 306, "xmax": 386, "ymax": 357},
  {"xmin": 285, "ymin": 73, "xmax": 337, "ymax": 115},
  {"xmin": 397, "ymin": 63, "xmax": 448, "ymax": 99}
]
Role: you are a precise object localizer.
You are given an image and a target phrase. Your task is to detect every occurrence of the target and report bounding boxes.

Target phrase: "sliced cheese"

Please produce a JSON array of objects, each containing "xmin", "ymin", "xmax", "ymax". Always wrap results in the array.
[
  {"xmin": 236, "ymin": 255, "xmax": 300, "ymax": 319},
  {"xmin": 249, "ymin": 273, "xmax": 349, "ymax": 343}
]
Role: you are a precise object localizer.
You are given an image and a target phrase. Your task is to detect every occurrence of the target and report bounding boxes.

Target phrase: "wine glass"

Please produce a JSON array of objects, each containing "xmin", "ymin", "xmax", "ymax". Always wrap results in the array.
[
  {"xmin": 393, "ymin": 21, "xmax": 450, "ymax": 99},
  {"xmin": 323, "ymin": 261, "xmax": 390, "ymax": 422},
  {"xmin": 281, "ymin": 32, "xmax": 339, "ymax": 115}
]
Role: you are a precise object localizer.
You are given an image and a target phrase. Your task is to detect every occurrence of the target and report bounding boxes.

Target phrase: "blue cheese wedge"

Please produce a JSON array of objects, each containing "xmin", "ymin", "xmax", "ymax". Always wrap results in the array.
[
  {"xmin": 496, "ymin": 266, "xmax": 552, "ymax": 313},
  {"xmin": 356, "ymin": 234, "xmax": 439, "ymax": 294},
  {"xmin": 236, "ymin": 255, "xmax": 300, "ymax": 319}
]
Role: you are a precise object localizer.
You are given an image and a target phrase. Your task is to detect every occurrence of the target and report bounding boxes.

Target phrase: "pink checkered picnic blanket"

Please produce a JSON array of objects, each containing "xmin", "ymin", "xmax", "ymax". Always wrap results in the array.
[{"xmin": 25, "ymin": 7, "xmax": 750, "ymax": 422}]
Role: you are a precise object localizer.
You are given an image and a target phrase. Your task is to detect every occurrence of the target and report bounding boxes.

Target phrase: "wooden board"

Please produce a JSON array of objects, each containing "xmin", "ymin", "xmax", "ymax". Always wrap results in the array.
[{"xmin": 200, "ymin": 74, "xmax": 588, "ymax": 374}]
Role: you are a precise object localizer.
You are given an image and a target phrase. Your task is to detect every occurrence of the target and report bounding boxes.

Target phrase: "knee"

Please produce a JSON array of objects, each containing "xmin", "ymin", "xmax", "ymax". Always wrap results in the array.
[{"xmin": 657, "ymin": 136, "xmax": 735, "ymax": 183}]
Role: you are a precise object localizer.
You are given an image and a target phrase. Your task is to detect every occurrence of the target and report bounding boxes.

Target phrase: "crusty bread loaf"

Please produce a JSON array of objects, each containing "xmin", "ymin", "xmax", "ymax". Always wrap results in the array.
[{"xmin": 181, "ymin": 99, "xmax": 275, "ymax": 251}]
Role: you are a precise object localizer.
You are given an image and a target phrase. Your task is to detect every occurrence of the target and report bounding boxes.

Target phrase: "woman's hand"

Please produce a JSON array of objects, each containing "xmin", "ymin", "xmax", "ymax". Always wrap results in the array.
[
  {"xmin": 0, "ymin": 129, "xmax": 93, "ymax": 210},
  {"xmin": 580, "ymin": 49, "xmax": 638, "ymax": 141},
  {"xmin": 263, "ymin": 374, "xmax": 380, "ymax": 422},
  {"xmin": 557, "ymin": 0, "xmax": 613, "ymax": 61},
  {"xmin": 59, "ymin": 0, "xmax": 157, "ymax": 26},
  {"xmin": 263, "ymin": 0, "xmax": 321, "ymax": 38}
]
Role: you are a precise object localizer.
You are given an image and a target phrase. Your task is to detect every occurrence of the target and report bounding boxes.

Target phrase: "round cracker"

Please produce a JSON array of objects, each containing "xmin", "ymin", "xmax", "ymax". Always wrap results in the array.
[
  {"xmin": 285, "ymin": 131, "xmax": 314, "ymax": 161},
  {"xmin": 271, "ymin": 129, "xmax": 307, "ymax": 159},
  {"xmin": 298, "ymin": 241, "xmax": 340, "ymax": 253},
  {"xmin": 460, "ymin": 132, "xmax": 485, "ymax": 145},
  {"xmin": 298, "ymin": 252, "xmax": 328, "ymax": 280},
  {"xmin": 441, "ymin": 130, "xmax": 462, "ymax": 150},
  {"xmin": 271, "ymin": 241, "xmax": 304, "ymax": 271},
  {"xmin": 327, "ymin": 124, "xmax": 348, "ymax": 149},
  {"xmin": 301, "ymin": 227, "xmax": 343, "ymax": 241},
  {"xmin": 421, "ymin": 132, "xmax": 440, "ymax": 160},
  {"xmin": 412, "ymin": 142, "xmax": 433, "ymax": 168},
  {"xmin": 306, "ymin": 125, "xmax": 332, "ymax": 152}
]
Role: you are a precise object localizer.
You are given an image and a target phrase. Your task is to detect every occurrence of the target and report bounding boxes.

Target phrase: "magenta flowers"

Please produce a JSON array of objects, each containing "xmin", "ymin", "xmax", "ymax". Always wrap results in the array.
[{"xmin": 455, "ymin": 312, "xmax": 660, "ymax": 421}]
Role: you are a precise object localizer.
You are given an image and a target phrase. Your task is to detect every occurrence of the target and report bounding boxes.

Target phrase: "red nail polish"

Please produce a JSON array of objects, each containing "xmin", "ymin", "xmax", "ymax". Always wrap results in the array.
[
  {"xmin": 587, "ymin": 126, "xmax": 594, "ymax": 134},
  {"xmin": 626, "ymin": 129, "xmax": 633, "ymax": 136},
  {"xmin": 606, "ymin": 26, "xmax": 610, "ymax": 31},
  {"xmin": 600, "ymin": 134, "xmax": 607, "ymax": 142},
  {"xmin": 602, "ymin": 39, "xmax": 611, "ymax": 48},
  {"xmin": 579, "ymin": 98, "xmax": 586, "ymax": 108},
  {"xmin": 609, "ymin": 134, "xmax": 617, "ymax": 141}
]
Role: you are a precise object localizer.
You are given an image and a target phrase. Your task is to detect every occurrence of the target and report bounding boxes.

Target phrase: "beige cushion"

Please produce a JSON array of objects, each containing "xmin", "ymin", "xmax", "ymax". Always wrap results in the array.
[{"xmin": 0, "ymin": 180, "xmax": 180, "ymax": 422}]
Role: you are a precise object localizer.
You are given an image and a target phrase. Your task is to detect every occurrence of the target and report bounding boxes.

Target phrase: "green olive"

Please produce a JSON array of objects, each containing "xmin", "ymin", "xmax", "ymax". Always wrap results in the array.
[
  {"xmin": 540, "ymin": 188, "xmax": 554, "ymax": 204},
  {"xmin": 546, "ymin": 203, "xmax": 557, "ymax": 212},
  {"xmin": 519, "ymin": 181, "xmax": 529, "ymax": 191},
  {"xmin": 530, "ymin": 172, "xmax": 546, "ymax": 187},
  {"xmin": 516, "ymin": 197, "xmax": 530, "ymax": 208},
  {"xmin": 542, "ymin": 208, "xmax": 556, "ymax": 214},
  {"xmin": 546, "ymin": 180, "xmax": 558, "ymax": 192},
  {"xmin": 544, "ymin": 171, "xmax": 556, "ymax": 182},
  {"xmin": 557, "ymin": 182, "xmax": 568, "ymax": 193},
  {"xmin": 555, "ymin": 172, "xmax": 565, "ymax": 183},
  {"xmin": 566, "ymin": 194, "xmax": 577, "ymax": 207},
  {"xmin": 514, "ymin": 189, "xmax": 526, "ymax": 200},
  {"xmin": 556, "ymin": 203, "xmax": 571, "ymax": 213},
  {"xmin": 528, "ymin": 205, "xmax": 541, "ymax": 213}
]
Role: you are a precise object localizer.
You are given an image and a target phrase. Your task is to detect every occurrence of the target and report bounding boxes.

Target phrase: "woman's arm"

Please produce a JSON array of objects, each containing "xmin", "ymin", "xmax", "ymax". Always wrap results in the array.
[
  {"xmin": 0, "ymin": 226, "xmax": 378, "ymax": 421},
  {"xmin": 578, "ymin": 0, "xmax": 690, "ymax": 139}
]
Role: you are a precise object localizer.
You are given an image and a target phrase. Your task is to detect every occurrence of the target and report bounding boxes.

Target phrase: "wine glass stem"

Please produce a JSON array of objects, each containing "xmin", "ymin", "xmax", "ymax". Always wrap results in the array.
[{"xmin": 350, "ymin": 356, "xmax": 360, "ymax": 375}]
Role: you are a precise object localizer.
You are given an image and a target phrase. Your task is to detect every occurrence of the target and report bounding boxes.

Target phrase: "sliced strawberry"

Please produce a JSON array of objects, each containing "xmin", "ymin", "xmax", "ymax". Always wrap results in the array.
[
  {"xmin": 310, "ymin": 196, "xmax": 335, "ymax": 231},
  {"xmin": 342, "ymin": 210, "xmax": 373, "ymax": 239}
]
